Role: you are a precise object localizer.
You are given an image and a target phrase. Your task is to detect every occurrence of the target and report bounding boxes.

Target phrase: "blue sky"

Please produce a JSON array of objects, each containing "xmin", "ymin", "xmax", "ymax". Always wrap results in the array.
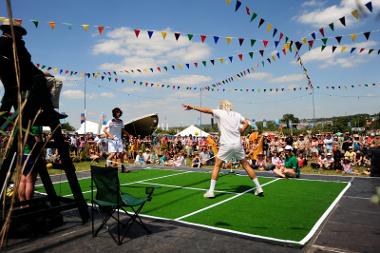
[{"xmin": 1, "ymin": 0, "xmax": 380, "ymax": 128}]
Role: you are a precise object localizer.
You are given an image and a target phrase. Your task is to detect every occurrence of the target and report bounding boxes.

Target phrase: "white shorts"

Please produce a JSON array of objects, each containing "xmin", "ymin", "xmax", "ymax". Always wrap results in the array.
[
  {"xmin": 108, "ymin": 139, "xmax": 124, "ymax": 153},
  {"xmin": 217, "ymin": 143, "xmax": 245, "ymax": 162}
]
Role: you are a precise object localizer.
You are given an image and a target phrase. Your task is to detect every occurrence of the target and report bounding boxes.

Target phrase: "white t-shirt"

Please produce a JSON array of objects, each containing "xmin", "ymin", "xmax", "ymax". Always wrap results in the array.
[
  {"xmin": 105, "ymin": 118, "xmax": 124, "ymax": 140},
  {"xmin": 212, "ymin": 109, "xmax": 245, "ymax": 145}
]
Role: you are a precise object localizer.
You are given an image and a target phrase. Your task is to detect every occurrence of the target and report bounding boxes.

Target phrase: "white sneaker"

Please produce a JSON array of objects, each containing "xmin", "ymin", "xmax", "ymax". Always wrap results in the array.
[
  {"xmin": 203, "ymin": 190, "xmax": 215, "ymax": 198},
  {"xmin": 254, "ymin": 188, "xmax": 264, "ymax": 197}
]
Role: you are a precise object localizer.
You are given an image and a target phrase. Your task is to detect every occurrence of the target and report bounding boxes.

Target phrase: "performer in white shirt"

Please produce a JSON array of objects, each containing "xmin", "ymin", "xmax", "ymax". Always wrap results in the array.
[
  {"xmin": 183, "ymin": 100, "xmax": 263, "ymax": 198},
  {"xmin": 103, "ymin": 107, "xmax": 129, "ymax": 173}
]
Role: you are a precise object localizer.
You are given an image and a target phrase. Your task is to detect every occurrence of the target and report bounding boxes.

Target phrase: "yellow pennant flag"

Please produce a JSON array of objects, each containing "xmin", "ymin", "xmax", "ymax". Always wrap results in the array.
[
  {"xmin": 219, "ymin": 58, "xmax": 225, "ymax": 63},
  {"xmin": 267, "ymin": 23, "xmax": 272, "ymax": 33},
  {"xmin": 226, "ymin": 37, "xmax": 232, "ymax": 44},
  {"xmin": 302, "ymin": 37, "xmax": 307, "ymax": 44},
  {"xmin": 161, "ymin": 31, "xmax": 167, "ymax": 39},
  {"xmin": 351, "ymin": 9, "xmax": 360, "ymax": 20},
  {"xmin": 351, "ymin": 33, "xmax": 358, "ymax": 41},
  {"xmin": 53, "ymin": 67, "xmax": 58, "ymax": 74},
  {"xmin": 271, "ymin": 54, "xmax": 276, "ymax": 61},
  {"xmin": 284, "ymin": 43, "xmax": 290, "ymax": 51},
  {"xmin": 341, "ymin": 46, "xmax": 347, "ymax": 53},
  {"xmin": 143, "ymin": 68, "xmax": 148, "ymax": 72},
  {"xmin": 226, "ymin": 0, "xmax": 232, "ymax": 5},
  {"xmin": 81, "ymin": 24, "xmax": 89, "ymax": 31},
  {"xmin": 178, "ymin": 64, "xmax": 184, "ymax": 69},
  {"xmin": 48, "ymin": 21, "xmax": 56, "ymax": 29}
]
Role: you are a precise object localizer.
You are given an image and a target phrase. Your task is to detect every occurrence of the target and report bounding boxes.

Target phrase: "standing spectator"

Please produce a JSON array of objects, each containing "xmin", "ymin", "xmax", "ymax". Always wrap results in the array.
[{"xmin": 103, "ymin": 107, "xmax": 129, "ymax": 172}]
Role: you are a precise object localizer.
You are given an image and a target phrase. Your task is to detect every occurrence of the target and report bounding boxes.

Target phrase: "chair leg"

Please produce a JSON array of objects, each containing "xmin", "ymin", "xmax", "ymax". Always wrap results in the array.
[{"xmin": 94, "ymin": 210, "xmax": 114, "ymax": 237}]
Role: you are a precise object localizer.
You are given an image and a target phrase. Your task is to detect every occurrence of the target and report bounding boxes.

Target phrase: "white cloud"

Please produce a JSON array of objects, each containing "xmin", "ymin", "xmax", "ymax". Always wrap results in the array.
[
  {"xmin": 99, "ymin": 92, "xmax": 115, "ymax": 98},
  {"xmin": 62, "ymin": 89, "xmax": 84, "ymax": 99},
  {"xmin": 302, "ymin": 0, "xmax": 326, "ymax": 8},
  {"xmin": 92, "ymin": 27, "xmax": 212, "ymax": 77},
  {"xmin": 163, "ymin": 75, "xmax": 212, "ymax": 85},
  {"xmin": 295, "ymin": 0, "xmax": 379, "ymax": 28},
  {"xmin": 244, "ymin": 72, "xmax": 273, "ymax": 81},
  {"xmin": 269, "ymin": 74, "xmax": 305, "ymax": 83}
]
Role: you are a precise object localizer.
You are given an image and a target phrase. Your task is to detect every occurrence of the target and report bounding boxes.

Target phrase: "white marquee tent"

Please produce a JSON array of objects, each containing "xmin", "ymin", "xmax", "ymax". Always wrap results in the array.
[
  {"xmin": 76, "ymin": 120, "xmax": 105, "ymax": 135},
  {"xmin": 176, "ymin": 125, "xmax": 209, "ymax": 137}
]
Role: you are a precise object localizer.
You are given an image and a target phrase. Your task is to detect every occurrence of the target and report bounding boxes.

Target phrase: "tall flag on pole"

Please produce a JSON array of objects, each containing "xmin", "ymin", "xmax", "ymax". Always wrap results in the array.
[{"xmin": 80, "ymin": 113, "xmax": 86, "ymax": 124}]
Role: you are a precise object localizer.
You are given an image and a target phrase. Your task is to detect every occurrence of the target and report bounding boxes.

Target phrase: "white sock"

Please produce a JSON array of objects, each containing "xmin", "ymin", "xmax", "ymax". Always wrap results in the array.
[
  {"xmin": 209, "ymin": 179, "xmax": 217, "ymax": 192},
  {"xmin": 252, "ymin": 178, "xmax": 262, "ymax": 189},
  {"xmin": 106, "ymin": 160, "xmax": 111, "ymax": 167}
]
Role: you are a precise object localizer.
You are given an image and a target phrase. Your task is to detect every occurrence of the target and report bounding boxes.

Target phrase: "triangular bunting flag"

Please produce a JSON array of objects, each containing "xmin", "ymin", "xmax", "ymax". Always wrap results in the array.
[
  {"xmin": 210, "ymin": 59, "xmax": 215, "ymax": 65},
  {"xmin": 249, "ymin": 52, "xmax": 254, "ymax": 59},
  {"xmin": 328, "ymin": 23, "xmax": 334, "ymax": 31},
  {"xmin": 202, "ymin": 61, "xmax": 206, "ymax": 67},
  {"xmin": 351, "ymin": 33, "xmax": 358, "ymax": 41},
  {"xmin": 235, "ymin": 0, "xmax": 242, "ymax": 11},
  {"xmin": 48, "ymin": 21, "xmax": 56, "ymax": 29},
  {"xmin": 238, "ymin": 38, "xmax": 244, "ymax": 46},
  {"xmin": 350, "ymin": 47, "xmax": 356, "ymax": 53},
  {"xmin": 311, "ymin": 32, "xmax": 316, "ymax": 40},
  {"xmin": 279, "ymin": 32, "xmax": 284, "ymax": 41},
  {"xmin": 187, "ymin": 34, "xmax": 193, "ymax": 41},
  {"xmin": 31, "ymin": 20, "xmax": 39, "ymax": 28},
  {"xmin": 134, "ymin": 29, "xmax": 141, "ymax": 38},
  {"xmin": 302, "ymin": 37, "xmax": 307, "ymax": 44},
  {"xmin": 250, "ymin": 12, "xmax": 257, "ymax": 22},
  {"xmin": 378, "ymin": 49, "xmax": 380, "ymax": 55},
  {"xmin": 359, "ymin": 48, "xmax": 365, "ymax": 53},
  {"xmin": 250, "ymin": 39, "xmax": 256, "ymax": 47},
  {"xmin": 161, "ymin": 31, "xmax": 167, "ymax": 39},
  {"xmin": 273, "ymin": 28, "xmax": 278, "ymax": 37},
  {"xmin": 213, "ymin": 36, "xmax": 219, "ymax": 44},
  {"xmin": 341, "ymin": 46, "xmax": 347, "ymax": 52},
  {"xmin": 295, "ymin": 41, "xmax": 303, "ymax": 50},
  {"xmin": 226, "ymin": 0, "xmax": 232, "ymax": 5},
  {"xmin": 339, "ymin": 17, "xmax": 346, "ymax": 26},
  {"xmin": 365, "ymin": 2, "xmax": 373, "ymax": 12},
  {"xmin": 308, "ymin": 40, "xmax": 314, "ymax": 49},
  {"xmin": 321, "ymin": 45, "xmax": 327, "ymax": 51},
  {"xmin": 238, "ymin": 53, "xmax": 243, "ymax": 61},
  {"xmin": 321, "ymin": 38, "xmax": 328, "ymax": 44},
  {"xmin": 219, "ymin": 58, "xmax": 225, "ymax": 63},
  {"xmin": 226, "ymin": 37, "xmax": 232, "ymax": 44},
  {"xmin": 259, "ymin": 50, "xmax": 264, "ymax": 57},
  {"xmin": 363, "ymin": 32, "xmax": 371, "ymax": 40},
  {"xmin": 267, "ymin": 23, "xmax": 272, "ymax": 32},
  {"xmin": 246, "ymin": 6, "xmax": 251, "ymax": 16},
  {"xmin": 332, "ymin": 46, "xmax": 337, "ymax": 53},
  {"xmin": 282, "ymin": 48, "xmax": 286, "ymax": 55},
  {"xmin": 276, "ymin": 52, "xmax": 280, "ymax": 59},
  {"xmin": 200, "ymin": 35, "xmax": 207, "ymax": 42},
  {"xmin": 258, "ymin": 18, "xmax": 265, "ymax": 28},
  {"xmin": 319, "ymin": 28, "xmax": 325, "ymax": 37},
  {"xmin": 194, "ymin": 62, "xmax": 198, "ymax": 68},
  {"xmin": 351, "ymin": 9, "xmax": 360, "ymax": 20},
  {"xmin": 185, "ymin": 64, "xmax": 190, "ymax": 69},
  {"xmin": 97, "ymin": 26, "xmax": 104, "ymax": 35},
  {"xmin": 147, "ymin": 30, "xmax": 154, "ymax": 39},
  {"xmin": 262, "ymin": 40, "xmax": 269, "ymax": 47},
  {"xmin": 228, "ymin": 56, "xmax": 233, "ymax": 63},
  {"xmin": 368, "ymin": 49, "xmax": 374, "ymax": 54},
  {"xmin": 274, "ymin": 40, "xmax": 279, "ymax": 48},
  {"xmin": 335, "ymin": 36, "xmax": 342, "ymax": 44},
  {"xmin": 81, "ymin": 24, "xmax": 89, "ymax": 31},
  {"xmin": 174, "ymin": 32, "xmax": 181, "ymax": 41}
]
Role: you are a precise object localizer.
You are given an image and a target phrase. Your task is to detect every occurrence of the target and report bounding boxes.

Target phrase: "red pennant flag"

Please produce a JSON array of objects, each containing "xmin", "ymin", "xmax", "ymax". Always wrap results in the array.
[
  {"xmin": 174, "ymin": 32, "xmax": 181, "ymax": 41},
  {"xmin": 238, "ymin": 53, "xmax": 243, "ymax": 61},
  {"xmin": 319, "ymin": 28, "xmax": 325, "ymax": 37},
  {"xmin": 262, "ymin": 40, "xmax": 269, "ymax": 47},
  {"xmin": 97, "ymin": 26, "xmax": 104, "ymax": 35},
  {"xmin": 200, "ymin": 35, "xmax": 207, "ymax": 42},
  {"xmin": 134, "ymin": 29, "xmax": 141, "ymax": 38},
  {"xmin": 238, "ymin": 38, "xmax": 244, "ymax": 46},
  {"xmin": 359, "ymin": 48, "xmax": 365, "ymax": 53},
  {"xmin": 307, "ymin": 40, "xmax": 314, "ymax": 49},
  {"xmin": 282, "ymin": 48, "xmax": 286, "ymax": 55},
  {"xmin": 279, "ymin": 32, "xmax": 284, "ymax": 41},
  {"xmin": 157, "ymin": 67, "xmax": 161, "ymax": 72},
  {"xmin": 194, "ymin": 62, "xmax": 198, "ymax": 68}
]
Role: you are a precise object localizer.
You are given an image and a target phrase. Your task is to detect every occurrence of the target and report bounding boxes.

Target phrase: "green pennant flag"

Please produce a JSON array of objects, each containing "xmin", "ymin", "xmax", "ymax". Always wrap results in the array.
[
  {"xmin": 187, "ymin": 34, "xmax": 193, "ymax": 41},
  {"xmin": 250, "ymin": 12, "xmax": 257, "ymax": 22},
  {"xmin": 321, "ymin": 38, "xmax": 328, "ymax": 45},
  {"xmin": 250, "ymin": 39, "xmax": 256, "ymax": 47},
  {"xmin": 328, "ymin": 23, "xmax": 334, "ymax": 31},
  {"xmin": 202, "ymin": 61, "xmax": 207, "ymax": 67},
  {"xmin": 31, "ymin": 20, "xmax": 39, "ymax": 28},
  {"xmin": 249, "ymin": 52, "xmax": 254, "ymax": 59},
  {"xmin": 368, "ymin": 49, "xmax": 374, "ymax": 54},
  {"xmin": 321, "ymin": 45, "xmax": 327, "ymax": 51},
  {"xmin": 285, "ymin": 36, "xmax": 289, "ymax": 43}
]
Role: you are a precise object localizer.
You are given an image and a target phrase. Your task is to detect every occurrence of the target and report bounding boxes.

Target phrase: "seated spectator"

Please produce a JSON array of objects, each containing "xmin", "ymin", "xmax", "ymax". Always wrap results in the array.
[
  {"xmin": 341, "ymin": 156, "xmax": 354, "ymax": 174},
  {"xmin": 344, "ymin": 146, "xmax": 356, "ymax": 163},
  {"xmin": 134, "ymin": 150, "xmax": 145, "ymax": 165},
  {"xmin": 268, "ymin": 150, "xmax": 283, "ymax": 170},
  {"xmin": 159, "ymin": 152, "xmax": 169, "ymax": 165},
  {"xmin": 173, "ymin": 152, "xmax": 185, "ymax": 167},
  {"xmin": 332, "ymin": 144, "xmax": 343, "ymax": 171},
  {"xmin": 321, "ymin": 152, "xmax": 334, "ymax": 169},
  {"xmin": 142, "ymin": 148, "xmax": 151, "ymax": 164},
  {"xmin": 354, "ymin": 150, "xmax": 363, "ymax": 166},
  {"xmin": 273, "ymin": 145, "xmax": 300, "ymax": 178},
  {"xmin": 297, "ymin": 151, "xmax": 307, "ymax": 168},
  {"xmin": 199, "ymin": 147, "xmax": 210, "ymax": 167},
  {"xmin": 149, "ymin": 151, "xmax": 158, "ymax": 165},
  {"xmin": 192, "ymin": 154, "xmax": 201, "ymax": 168},
  {"xmin": 253, "ymin": 153, "xmax": 267, "ymax": 171}
]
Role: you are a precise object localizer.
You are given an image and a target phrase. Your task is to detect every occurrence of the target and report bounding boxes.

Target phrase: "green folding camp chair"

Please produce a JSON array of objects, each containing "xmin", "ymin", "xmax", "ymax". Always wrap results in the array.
[{"xmin": 90, "ymin": 166, "xmax": 154, "ymax": 245}]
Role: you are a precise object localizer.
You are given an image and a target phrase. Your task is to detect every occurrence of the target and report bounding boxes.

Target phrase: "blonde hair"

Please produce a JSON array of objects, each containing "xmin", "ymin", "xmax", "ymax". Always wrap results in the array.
[{"xmin": 219, "ymin": 100, "xmax": 232, "ymax": 111}]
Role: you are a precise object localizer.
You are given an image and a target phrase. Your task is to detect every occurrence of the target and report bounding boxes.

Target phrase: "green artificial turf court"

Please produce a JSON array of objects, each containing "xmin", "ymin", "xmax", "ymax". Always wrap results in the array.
[{"xmin": 35, "ymin": 168, "xmax": 350, "ymax": 245}]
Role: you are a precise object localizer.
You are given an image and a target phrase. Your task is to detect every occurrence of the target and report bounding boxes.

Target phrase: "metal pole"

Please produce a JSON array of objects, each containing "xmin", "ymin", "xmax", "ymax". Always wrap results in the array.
[
  {"xmin": 84, "ymin": 75, "xmax": 87, "ymax": 133},
  {"xmin": 199, "ymin": 87, "xmax": 202, "ymax": 127}
]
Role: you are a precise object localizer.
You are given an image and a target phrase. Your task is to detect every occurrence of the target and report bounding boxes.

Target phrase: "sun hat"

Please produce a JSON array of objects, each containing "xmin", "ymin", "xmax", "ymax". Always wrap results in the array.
[
  {"xmin": 0, "ymin": 18, "xmax": 27, "ymax": 36},
  {"xmin": 284, "ymin": 145, "xmax": 293, "ymax": 151},
  {"xmin": 326, "ymin": 152, "xmax": 332, "ymax": 156}
]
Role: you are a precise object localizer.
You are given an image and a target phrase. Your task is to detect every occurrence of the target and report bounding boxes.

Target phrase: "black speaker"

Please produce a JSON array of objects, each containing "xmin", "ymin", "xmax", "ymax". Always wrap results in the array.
[
  {"xmin": 211, "ymin": 117, "xmax": 214, "ymax": 128},
  {"xmin": 368, "ymin": 147, "xmax": 380, "ymax": 177}
]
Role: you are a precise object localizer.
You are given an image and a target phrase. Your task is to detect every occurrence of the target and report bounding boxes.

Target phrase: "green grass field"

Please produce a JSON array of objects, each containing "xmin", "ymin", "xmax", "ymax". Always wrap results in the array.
[{"xmin": 36, "ymin": 168, "xmax": 350, "ymax": 245}]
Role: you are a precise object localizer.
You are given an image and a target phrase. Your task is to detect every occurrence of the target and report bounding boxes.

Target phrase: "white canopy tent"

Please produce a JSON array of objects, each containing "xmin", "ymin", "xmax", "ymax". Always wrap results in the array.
[
  {"xmin": 176, "ymin": 125, "xmax": 209, "ymax": 137},
  {"xmin": 76, "ymin": 120, "xmax": 105, "ymax": 135}
]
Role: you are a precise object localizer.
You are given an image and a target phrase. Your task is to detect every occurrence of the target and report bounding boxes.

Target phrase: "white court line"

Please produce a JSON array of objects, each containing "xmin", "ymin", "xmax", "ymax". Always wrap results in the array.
[
  {"xmin": 174, "ymin": 178, "xmax": 281, "ymax": 221},
  {"xmin": 137, "ymin": 182, "xmax": 239, "ymax": 195},
  {"xmin": 61, "ymin": 170, "xmax": 193, "ymax": 197},
  {"xmin": 298, "ymin": 182, "xmax": 351, "ymax": 245},
  {"xmin": 343, "ymin": 195, "xmax": 371, "ymax": 200}
]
